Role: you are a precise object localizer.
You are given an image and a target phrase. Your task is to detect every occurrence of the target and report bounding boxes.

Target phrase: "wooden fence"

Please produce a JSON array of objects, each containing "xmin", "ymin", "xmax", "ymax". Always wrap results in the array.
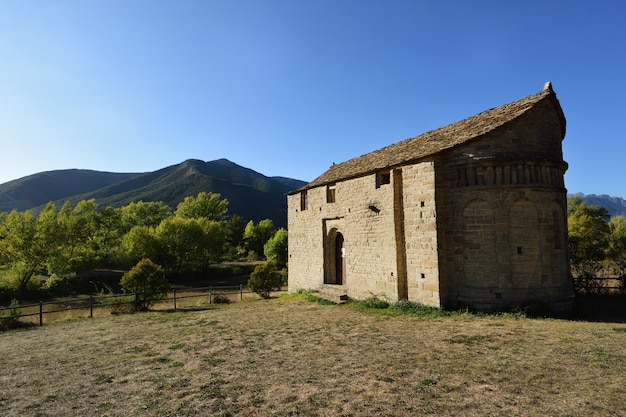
[
  {"xmin": 572, "ymin": 276, "xmax": 625, "ymax": 296},
  {"xmin": 0, "ymin": 285, "xmax": 286, "ymax": 327}
]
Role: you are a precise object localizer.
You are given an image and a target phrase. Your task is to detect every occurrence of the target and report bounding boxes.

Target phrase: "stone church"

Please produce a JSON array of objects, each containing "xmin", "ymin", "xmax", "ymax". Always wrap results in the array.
[{"xmin": 287, "ymin": 82, "xmax": 574, "ymax": 312}]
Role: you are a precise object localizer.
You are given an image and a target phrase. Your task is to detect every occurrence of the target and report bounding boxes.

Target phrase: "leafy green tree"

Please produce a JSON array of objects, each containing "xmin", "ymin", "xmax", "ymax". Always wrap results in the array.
[
  {"xmin": 36, "ymin": 202, "xmax": 70, "ymax": 275},
  {"xmin": 92, "ymin": 206, "xmax": 124, "ymax": 267},
  {"xmin": 247, "ymin": 260, "xmax": 283, "ymax": 298},
  {"xmin": 175, "ymin": 192, "xmax": 229, "ymax": 222},
  {"xmin": 607, "ymin": 216, "xmax": 626, "ymax": 287},
  {"xmin": 56, "ymin": 199, "xmax": 99, "ymax": 270},
  {"xmin": 123, "ymin": 225, "xmax": 162, "ymax": 266},
  {"xmin": 243, "ymin": 219, "xmax": 275, "ymax": 260},
  {"xmin": 155, "ymin": 217, "xmax": 206, "ymax": 274},
  {"xmin": 120, "ymin": 258, "xmax": 169, "ymax": 311},
  {"xmin": 120, "ymin": 201, "xmax": 173, "ymax": 232},
  {"xmin": 0, "ymin": 210, "xmax": 46, "ymax": 293},
  {"xmin": 196, "ymin": 218, "xmax": 226, "ymax": 272},
  {"xmin": 567, "ymin": 197, "xmax": 610, "ymax": 281},
  {"xmin": 224, "ymin": 214, "xmax": 246, "ymax": 260},
  {"xmin": 0, "ymin": 211, "xmax": 8, "ymax": 266},
  {"xmin": 264, "ymin": 228, "xmax": 288, "ymax": 268},
  {"xmin": 155, "ymin": 217, "xmax": 226, "ymax": 274}
]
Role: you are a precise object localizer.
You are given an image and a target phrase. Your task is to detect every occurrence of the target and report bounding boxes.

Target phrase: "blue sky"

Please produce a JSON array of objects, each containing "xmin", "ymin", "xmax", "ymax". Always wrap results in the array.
[{"xmin": 1, "ymin": 1, "xmax": 625, "ymax": 198}]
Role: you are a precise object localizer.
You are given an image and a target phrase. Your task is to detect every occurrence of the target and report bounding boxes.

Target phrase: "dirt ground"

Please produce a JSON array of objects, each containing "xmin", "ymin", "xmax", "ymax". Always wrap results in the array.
[{"xmin": 1, "ymin": 295, "xmax": 625, "ymax": 417}]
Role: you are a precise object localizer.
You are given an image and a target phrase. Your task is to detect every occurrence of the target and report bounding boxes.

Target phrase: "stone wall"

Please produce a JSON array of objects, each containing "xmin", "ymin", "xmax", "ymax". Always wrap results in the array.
[
  {"xmin": 288, "ymin": 90, "xmax": 573, "ymax": 312},
  {"xmin": 397, "ymin": 161, "xmax": 440, "ymax": 306},
  {"xmin": 435, "ymin": 99, "xmax": 573, "ymax": 311},
  {"xmin": 288, "ymin": 172, "xmax": 398, "ymax": 300},
  {"xmin": 288, "ymin": 161, "xmax": 441, "ymax": 306}
]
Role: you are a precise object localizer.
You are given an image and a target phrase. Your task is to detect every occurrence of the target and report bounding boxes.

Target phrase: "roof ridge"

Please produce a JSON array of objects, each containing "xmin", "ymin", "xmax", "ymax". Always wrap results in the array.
[{"xmin": 296, "ymin": 85, "xmax": 560, "ymax": 192}]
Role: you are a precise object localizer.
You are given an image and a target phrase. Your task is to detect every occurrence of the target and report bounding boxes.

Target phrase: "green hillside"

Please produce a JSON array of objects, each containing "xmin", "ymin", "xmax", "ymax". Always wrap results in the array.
[
  {"xmin": 0, "ymin": 159, "xmax": 306, "ymax": 228},
  {"xmin": 0, "ymin": 169, "xmax": 139, "ymax": 212}
]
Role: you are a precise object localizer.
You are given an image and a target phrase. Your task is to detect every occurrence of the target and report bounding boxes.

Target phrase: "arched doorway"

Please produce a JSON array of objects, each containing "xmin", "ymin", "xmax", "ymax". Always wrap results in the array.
[{"xmin": 325, "ymin": 228, "xmax": 345, "ymax": 285}]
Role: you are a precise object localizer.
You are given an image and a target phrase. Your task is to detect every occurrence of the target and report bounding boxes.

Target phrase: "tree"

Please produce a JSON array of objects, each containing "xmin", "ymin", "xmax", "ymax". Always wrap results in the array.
[
  {"xmin": 56, "ymin": 199, "xmax": 99, "ymax": 270},
  {"xmin": 264, "ymin": 228, "xmax": 288, "ymax": 268},
  {"xmin": 567, "ymin": 197, "xmax": 610, "ymax": 284},
  {"xmin": 120, "ymin": 259, "xmax": 169, "ymax": 311},
  {"xmin": 175, "ymin": 192, "xmax": 229, "ymax": 222},
  {"xmin": 123, "ymin": 225, "xmax": 162, "ymax": 266},
  {"xmin": 92, "ymin": 206, "xmax": 124, "ymax": 267},
  {"xmin": 155, "ymin": 217, "xmax": 206, "ymax": 274},
  {"xmin": 607, "ymin": 216, "xmax": 626, "ymax": 291},
  {"xmin": 243, "ymin": 219, "xmax": 275, "ymax": 260},
  {"xmin": 0, "ymin": 210, "xmax": 47, "ymax": 293},
  {"xmin": 196, "ymin": 218, "xmax": 226, "ymax": 271},
  {"xmin": 36, "ymin": 202, "xmax": 70, "ymax": 275},
  {"xmin": 154, "ymin": 217, "xmax": 227, "ymax": 275},
  {"xmin": 120, "ymin": 201, "xmax": 173, "ymax": 232},
  {"xmin": 247, "ymin": 261, "xmax": 283, "ymax": 298},
  {"xmin": 0, "ymin": 211, "xmax": 8, "ymax": 265},
  {"xmin": 224, "ymin": 214, "xmax": 246, "ymax": 260}
]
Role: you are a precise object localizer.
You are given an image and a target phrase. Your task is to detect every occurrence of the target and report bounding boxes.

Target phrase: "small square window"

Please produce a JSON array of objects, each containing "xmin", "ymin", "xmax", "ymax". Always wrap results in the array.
[
  {"xmin": 517, "ymin": 247, "xmax": 523, "ymax": 254},
  {"xmin": 376, "ymin": 170, "xmax": 391, "ymax": 188}
]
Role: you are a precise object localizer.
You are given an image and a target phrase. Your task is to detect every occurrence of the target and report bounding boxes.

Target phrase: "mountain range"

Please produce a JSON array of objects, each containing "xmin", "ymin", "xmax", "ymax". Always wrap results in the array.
[
  {"xmin": 0, "ymin": 159, "xmax": 307, "ymax": 228},
  {"xmin": 1, "ymin": 160, "xmax": 625, "ymax": 228},
  {"xmin": 568, "ymin": 193, "xmax": 626, "ymax": 217}
]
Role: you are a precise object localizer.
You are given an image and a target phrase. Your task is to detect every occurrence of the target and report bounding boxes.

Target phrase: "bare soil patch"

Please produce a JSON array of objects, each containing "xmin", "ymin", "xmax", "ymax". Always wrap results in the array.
[{"xmin": 1, "ymin": 296, "xmax": 625, "ymax": 417}]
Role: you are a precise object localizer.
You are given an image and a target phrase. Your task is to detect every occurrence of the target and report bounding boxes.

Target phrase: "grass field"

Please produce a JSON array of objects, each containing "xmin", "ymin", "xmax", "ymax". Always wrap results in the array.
[{"xmin": 1, "ymin": 295, "xmax": 625, "ymax": 417}]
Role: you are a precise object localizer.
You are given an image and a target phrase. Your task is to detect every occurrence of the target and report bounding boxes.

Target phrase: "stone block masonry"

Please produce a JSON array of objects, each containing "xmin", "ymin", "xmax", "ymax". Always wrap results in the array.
[{"xmin": 288, "ymin": 83, "xmax": 574, "ymax": 312}]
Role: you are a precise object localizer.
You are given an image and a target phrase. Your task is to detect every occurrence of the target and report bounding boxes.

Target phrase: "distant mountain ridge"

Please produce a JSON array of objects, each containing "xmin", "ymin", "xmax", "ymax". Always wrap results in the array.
[
  {"xmin": 569, "ymin": 193, "xmax": 626, "ymax": 217},
  {"xmin": 0, "ymin": 159, "xmax": 307, "ymax": 228},
  {"xmin": 0, "ymin": 170, "xmax": 138, "ymax": 211},
  {"xmin": 4, "ymin": 164, "xmax": 622, "ymax": 226}
]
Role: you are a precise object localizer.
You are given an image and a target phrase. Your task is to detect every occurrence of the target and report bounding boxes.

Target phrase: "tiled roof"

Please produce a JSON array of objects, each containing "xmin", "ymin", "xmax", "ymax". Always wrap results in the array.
[{"xmin": 295, "ymin": 83, "xmax": 564, "ymax": 193}]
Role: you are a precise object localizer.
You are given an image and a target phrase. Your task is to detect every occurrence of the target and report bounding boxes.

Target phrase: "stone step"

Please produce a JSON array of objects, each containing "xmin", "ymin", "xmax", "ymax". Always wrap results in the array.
[{"xmin": 317, "ymin": 285, "xmax": 349, "ymax": 304}]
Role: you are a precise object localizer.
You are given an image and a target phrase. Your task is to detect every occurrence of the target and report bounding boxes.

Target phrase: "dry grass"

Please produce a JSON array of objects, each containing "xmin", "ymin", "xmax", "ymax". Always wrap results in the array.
[{"xmin": 1, "ymin": 295, "xmax": 625, "ymax": 417}]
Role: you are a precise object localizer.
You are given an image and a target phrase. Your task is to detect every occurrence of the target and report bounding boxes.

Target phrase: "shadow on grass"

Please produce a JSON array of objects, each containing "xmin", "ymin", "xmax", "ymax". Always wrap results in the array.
[
  {"xmin": 158, "ymin": 305, "xmax": 221, "ymax": 313},
  {"xmin": 573, "ymin": 295, "xmax": 626, "ymax": 323}
]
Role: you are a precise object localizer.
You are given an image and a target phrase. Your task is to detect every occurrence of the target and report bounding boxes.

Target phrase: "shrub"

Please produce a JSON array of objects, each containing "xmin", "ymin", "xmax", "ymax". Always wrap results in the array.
[
  {"xmin": 248, "ymin": 261, "xmax": 283, "ymax": 299},
  {"xmin": 389, "ymin": 299, "xmax": 442, "ymax": 317},
  {"xmin": 361, "ymin": 295, "xmax": 390, "ymax": 309},
  {"xmin": 120, "ymin": 259, "xmax": 170, "ymax": 311},
  {"xmin": 0, "ymin": 299, "xmax": 23, "ymax": 331},
  {"xmin": 279, "ymin": 266, "xmax": 288, "ymax": 286},
  {"xmin": 212, "ymin": 293, "xmax": 231, "ymax": 304}
]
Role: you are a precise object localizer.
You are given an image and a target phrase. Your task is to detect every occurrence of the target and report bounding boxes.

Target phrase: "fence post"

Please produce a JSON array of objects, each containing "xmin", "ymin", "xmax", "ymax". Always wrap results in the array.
[
  {"xmin": 173, "ymin": 289, "xmax": 177, "ymax": 310},
  {"xmin": 89, "ymin": 296, "xmax": 93, "ymax": 318},
  {"xmin": 209, "ymin": 287, "xmax": 212, "ymax": 304},
  {"xmin": 240, "ymin": 284, "xmax": 243, "ymax": 300},
  {"xmin": 39, "ymin": 301, "xmax": 43, "ymax": 326}
]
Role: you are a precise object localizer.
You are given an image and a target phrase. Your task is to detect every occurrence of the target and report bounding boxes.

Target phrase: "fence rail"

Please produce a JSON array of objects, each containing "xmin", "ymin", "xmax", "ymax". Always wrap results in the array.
[
  {"xmin": 0, "ymin": 285, "xmax": 285, "ymax": 327},
  {"xmin": 572, "ymin": 276, "xmax": 625, "ymax": 296}
]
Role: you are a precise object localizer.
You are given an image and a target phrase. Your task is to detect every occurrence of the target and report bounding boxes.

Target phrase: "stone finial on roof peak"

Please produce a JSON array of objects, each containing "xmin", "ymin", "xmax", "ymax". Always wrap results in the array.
[{"xmin": 543, "ymin": 81, "xmax": 553, "ymax": 92}]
